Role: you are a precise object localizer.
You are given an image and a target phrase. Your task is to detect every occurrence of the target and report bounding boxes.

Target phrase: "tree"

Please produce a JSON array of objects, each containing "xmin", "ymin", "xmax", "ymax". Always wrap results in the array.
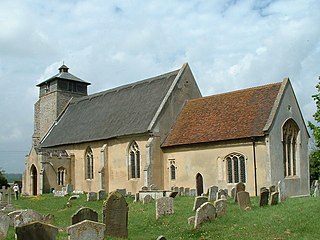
[
  {"xmin": 309, "ymin": 79, "xmax": 320, "ymax": 181},
  {"xmin": 0, "ymin": 168, "xmax": 8, "ymax": 188}
]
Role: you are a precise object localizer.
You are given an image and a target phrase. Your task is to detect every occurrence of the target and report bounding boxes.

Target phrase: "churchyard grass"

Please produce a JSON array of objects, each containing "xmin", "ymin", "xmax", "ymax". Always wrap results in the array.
[{"xmin": 5, "ymin": 194, "xmax": 320, "ymax": 239}]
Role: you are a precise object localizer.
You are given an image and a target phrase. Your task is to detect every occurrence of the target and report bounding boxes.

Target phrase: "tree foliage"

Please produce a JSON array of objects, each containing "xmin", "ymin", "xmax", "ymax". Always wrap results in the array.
[
  {"xmin": 309, "ymin": 80, "xmax": 320, "ymax": 181},
  {"xmin": 0, "ymin": 168, "xmax": 8, "ymax": 188}
]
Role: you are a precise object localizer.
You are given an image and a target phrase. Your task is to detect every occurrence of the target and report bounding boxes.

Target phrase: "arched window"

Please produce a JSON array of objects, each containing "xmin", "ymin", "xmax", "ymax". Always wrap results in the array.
[
  {"xmin": 283, "ymin": 119, "xmax": 299, "ymax": 177},
  {"xmin": 57, "ymin": 167, "xmax": 66, "ymax": 186},
  {"xmin": 128, "ymin": 141, "xmax": 140, "ymax": 179},
  {"xmin": 169, "ymin": 160, "xmax": 176, "ymax": 180},
  {"xmin": 85, "ymin": 147, "xmax": 94, "ymax": 180},
  {"xmin": 225, "ymin": 153, "xmax": 246, "ymax": 183}
]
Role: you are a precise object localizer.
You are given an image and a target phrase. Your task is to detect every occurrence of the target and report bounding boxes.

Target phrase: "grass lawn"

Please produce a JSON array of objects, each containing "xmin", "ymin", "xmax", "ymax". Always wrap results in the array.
[{"xmin": 5, "ymin": 194, "xmax": 320, "ymax": 239}]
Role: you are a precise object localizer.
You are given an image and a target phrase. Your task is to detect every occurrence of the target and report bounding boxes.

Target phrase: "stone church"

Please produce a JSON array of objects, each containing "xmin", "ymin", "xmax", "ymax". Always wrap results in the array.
[{"xmin": 23, "ymin": 63, "xmax": 310, "ymax": 197}]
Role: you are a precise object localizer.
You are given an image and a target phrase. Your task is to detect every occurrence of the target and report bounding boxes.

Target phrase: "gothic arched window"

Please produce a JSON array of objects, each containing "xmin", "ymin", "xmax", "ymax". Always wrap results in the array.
[
  {"xmin": 129, "ymin": 141, "xmax": 140, "ymax": 179},
  {"xmin": 283, "ymin": 119, "xmax": 299, "ymax": 177},
  {"xmin": 85, "ymin": 147, "xmax": 94, "ymax": 180},
  {"xmin": 57, "ymin": 167, "xmax": 66, "ymax": 186},
  {"xmin": 225, "ymin": 153, "xmax": 246, "ymax": 183},
  {"xmin": 169, "ymin": 160, "xmax": 176, "ymax": 180}
]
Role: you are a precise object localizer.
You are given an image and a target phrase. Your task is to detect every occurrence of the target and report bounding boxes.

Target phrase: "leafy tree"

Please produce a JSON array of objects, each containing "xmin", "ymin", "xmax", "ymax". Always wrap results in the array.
[
  {"xmin": 309, "ymin": 80, "xmax": 320, "ymax": 181},
  {"xmin": 0, "ymin": 168, "xmax": 8, "ymax": 188}
]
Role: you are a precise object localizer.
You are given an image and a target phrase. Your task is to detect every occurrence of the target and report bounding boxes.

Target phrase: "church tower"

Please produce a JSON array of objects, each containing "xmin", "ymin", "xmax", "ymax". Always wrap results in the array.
[{"xmin": 32, "ymin": 64, "xmax": 90, "ymax": 146}]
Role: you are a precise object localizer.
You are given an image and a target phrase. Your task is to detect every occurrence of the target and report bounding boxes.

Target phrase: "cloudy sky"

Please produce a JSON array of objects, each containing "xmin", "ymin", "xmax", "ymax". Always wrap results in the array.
[{"xmin": 0, "ymin": 0, "xmax": 319, "ymax": 173}]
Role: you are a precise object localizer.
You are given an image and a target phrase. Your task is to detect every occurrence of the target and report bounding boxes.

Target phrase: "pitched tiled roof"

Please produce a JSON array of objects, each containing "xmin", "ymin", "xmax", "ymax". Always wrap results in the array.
[
  {"xmin": 162, "ymin": 82, "xmax": 282, "ymax": 147},
  {"xmin": 41, "ymin": 69, "xmax": 180, "ymax": 147}
]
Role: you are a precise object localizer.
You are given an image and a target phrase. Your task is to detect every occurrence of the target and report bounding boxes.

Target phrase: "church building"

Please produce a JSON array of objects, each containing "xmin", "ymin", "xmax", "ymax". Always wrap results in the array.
[{"xmin": 23, "ymin": 63, "xmax": 310, "ymax": 197}]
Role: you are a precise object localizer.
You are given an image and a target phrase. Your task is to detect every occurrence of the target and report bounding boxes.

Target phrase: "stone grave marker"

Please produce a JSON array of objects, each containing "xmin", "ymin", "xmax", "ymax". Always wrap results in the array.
[
  {"xmin": 208, "ymin": 186, "xmax": 218, "ymax": 201},
  {"xmin": 194, "ymin": 202, "xmax": 216, "ymax": 229},
  {"xmin": 8, "ymin": 210, "xmax": 24, "ymax": 226},
  {"xmin": 169, "ymin": 191, "xmax": 178, "ymax": 198},
  {"xmin": 71, "ymin": 207, "xmax": 98, "ymax": 225},
  {"xmin": 270, "ymin": 191, "xmax": 279, "ymax": 205},
  {"xmin": 216, "ymin": 189, "xmax": 228, "ymax": 200},
  {"xmin": 15, "ymin": 221, "xmax": 58, "ymax": 240},
  {"xmin": 98, "ymin": 190, "xmax": 107, "ymax": 200},
  {"xmin": 269, "ymin": 185, "xmax": 276, "ymax": 196},
  {"xmin": 14, "ymin": 209, "xmax": 44, "ymax": 228},
  {"xmin": 69, "ymin": 195, "xmax": 80, "ymax": 201},
  {"xmin": 67, "ymin": 220, "xmax": 106, "ymax": 240},
  {"xmin": 173, "ymin": 187, "xmax": 179, "ymax": 193},
  {"xmin": 231, "ymin": 187, "xmax": 236, "ymax": 198},
  {"xmin": 259, "ymin": 190, "xmax": 269, "ymax": 207},
  {"xmin": 188, "ymin": 216, "xmax": 195, "ymax": 225},
  {"xmin": 190, "ymin": 189, "xmax": 197, "ymax": 197},
  {"xmin": 87, "ymin": 192, "xmax": 97, "ymax": 201},
  {"xmin": 134, "ymin": 193, "xmax": 139, "ymax": 202},
  {"xmin": 66, "ymin": 184, "xmax": 73, "ymax": 193},
  {"xmin": 192, "ymin": 196, "xmax": 208, "ymax": 211},
  {"xmin": 143, "ymin": 195, "xmax": 153, "ymax": 204},
  {"xmin": 313, "ymin": 180, "xmax": 319, "ymax": 197},
  {"xmin": 260, "ymin": 187, "xmax": 267, "ymax": 194},
  {"xmin": 278, "ymin": 180, "xmax": 287, "ymax": 202},
  {"xmin": 156, "ymin": 235, "xmax": 167, "ymax": 240},
  {"xmin": 237, "ymin": 191, "xmax": 251, "ymax": 210},
  {"xmin": 0, "ymin": 213, "xmax": 10, "ymax": 239},
  {"xmin": 117, "ymin": 188, "xmax": 127, "ymax": 196},
  {"xmin": 234, "ymin": 182, "xmax": 245, "ymax": 202},
  {"xmin": 214, "ymin": 199, "xmax": 227, "ymax": 217},
  {"xmin": 53, "ymin": 190, "xmax": 67, "ymax": 197},
  {"xmin": 156, "ymin": 197, "xmax": 174, "ymax": 220},
  {"xmin": 103, "ymin": 191, "xmax": 128, "ymax": 238},
  {"xmin": 141, "ymin": 186, "xmax": 148, "ymax": 191},
  {"xmin": 179, "ymin": 187, "xmax": 185, "ymax": 196},
  {"xmin": 184, "ymin": 188, "xmax": 190, "ymax": 196}
]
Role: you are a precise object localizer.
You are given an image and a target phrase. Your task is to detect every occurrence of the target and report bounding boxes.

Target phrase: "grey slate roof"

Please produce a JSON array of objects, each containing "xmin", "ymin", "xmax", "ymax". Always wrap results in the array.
[{"xmin": 41, "ymin": 69, "xmax": 180, "ymax": 147}]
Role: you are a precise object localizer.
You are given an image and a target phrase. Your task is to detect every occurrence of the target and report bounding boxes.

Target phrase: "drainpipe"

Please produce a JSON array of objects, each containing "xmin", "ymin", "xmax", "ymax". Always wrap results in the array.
[{"xmin": 252, "ymin": 137, "xmax": 258, "ymax": 196}]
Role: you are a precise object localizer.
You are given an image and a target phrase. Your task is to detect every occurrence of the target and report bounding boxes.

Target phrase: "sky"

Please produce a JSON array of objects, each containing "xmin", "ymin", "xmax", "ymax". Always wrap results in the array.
[{"xmin": 0, "ymin": 0, "xmax": 319, "ymax": 173}]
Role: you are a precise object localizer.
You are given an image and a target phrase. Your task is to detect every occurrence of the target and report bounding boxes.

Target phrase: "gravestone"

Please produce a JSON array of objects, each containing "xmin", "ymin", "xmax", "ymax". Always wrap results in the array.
[
  {"xmin": 149, "ymin": 184, "xmax": 157, "ymax": 190},
  {"xmin": 270, "ymin": 191, "xmax": 279, "ymax": 205},
  {"xmin": 179, "ymin": 187, "xmax": 184, "ymax": 196},
  {"xmin": 141, "ymin": 186, "xmax": 148, "ymax": 191},
  {"xmin": 190, "ymin": 189, "xmax": 197, "ymax": 197},
  {"xmin": 187, "ymin": 216, "xmax": 195, "ymax": 225},
  {"xmin": 156, "ymin": 197, "xmax": 174, "ymax": 219},
  {"xmin": 53, "ymin": 190, "xmax": 67, "ymax": 197},
  {"xmin": 71, "ymin": 207, "xmax": 98, "ymax": 225},
  {"xmin": 313, "ymin": 180, "xmax": 319, "ymax": 197},
  {"xmin": 194, "ymin": 202, "xmax": 216, "ymax": 229},
  {"xmin": 259, "ymin": 190, "xmax": 269, "ymax": 207},
  {"xmin": 103, "ymin": 191, "xmax": 128, "ymax": 238},
  {"xmin": 98, "ymin": 190, "xmax": 107, "ymax": 200},
  {"xmin": 231, "ymin": 187, "xmax": 236, "ymax": 198},
  {"xmin": 260, "ymin": 187, "xmax": 267, "ymax": 194},
  {"xmin": 156, "ymin": 235, "xmax": 167, "ymax": 240},
  {"xmin": 208, "ymin": 186, "xmax": 218, "ymax": 201},
  {"xmin": 67, "ymin": 220, "xmax": 106, "ymax": 240},
  {"xmin": 143, "ymin": 195, "xmax": 153, "ymax": 204},
  {"xmin": 237, "ymin": 191, "xmax": 251, "ymax": 210},
  {"xmin": 117, "ymin": 188, "xmax": 126, "ymax": 196},
  {"xmin": 69, "ymin": 195, "xmax": 80, "ymax": 201},
  {"xmin": 169, "ymin": 191, "xmax": 178, "ymax": 198},
  {"xmin": 14, "ymin": 209, "xmax": 44, "ymax": 228},
  {"xmin": 184, "ymin": 188, "xmax": 190, "ymax": 196},
  {"xmin": 214, "ymin": 199, "xmax": 227, "ymax": 217},
  {"xmin": 192, "ymin": 196, "xmax": 208, "ymax": 211},
  {"xmin": 173, "ymin": 187, "xmax": 179, "ymax": 193},
  {"xmin": 234, "ymin": 182, "xmax": 245, "ymax": 202},
  {"xmin": 15, "ymin": 221, "xmax": 58, "ymax": 240},
  {"xmin": 134, "ymin": 193, "xmax": 139, "ymax": 202},
  {"xmin": 269, "ymin": 185, "xmax": 276, "ymax": 196},
  {"xmin": 0, "ymin": 213, "xmax": 10, "ymax": 239},
  {"xmin": 278, "ymin": 180, "xmax": 287, "ymax": 202},
  {"xmin": 216, "ymin": 189, "xmax": 228, "ymax": 200},
  {"xmin": 87, "ymin": 192, "xmax": 97, "ymax": 202},
  {"xmin": 8, "ymin": 210, "xmax": 23, "ymax": 226},
  {"xmin": 66, "ymin": 184, "xmax": 73, "ymax": 193}
]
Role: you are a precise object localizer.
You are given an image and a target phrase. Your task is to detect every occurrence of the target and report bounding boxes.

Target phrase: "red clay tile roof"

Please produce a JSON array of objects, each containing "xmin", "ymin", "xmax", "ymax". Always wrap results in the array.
[{"xmin": 162, "ymin": 82, "xmax": 282, "ymax": 147}]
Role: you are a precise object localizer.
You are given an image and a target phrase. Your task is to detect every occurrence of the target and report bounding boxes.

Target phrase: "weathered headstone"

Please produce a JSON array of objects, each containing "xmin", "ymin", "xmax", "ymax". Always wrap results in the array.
[
  {"xmin": 149, "ymin": 184, "xmax": 157, "ymax": 190},
  {"xmin": 237, "ymin": 191, "xmax": 251, "ymax": 210},
  {"xmin": 192, "ymin": 196, "xmax": 208, "ymax": 211},
  {"xmin": 259, "ymin": 190, "xmax": 269, "ymax": 207},
  {"xmin": 278, "ymin": 180, "xmax": 287, "ymax": 202},
  {"xmin": 190, "ymin": 189, "xmax": 197, "ymax": 197},
  {"xmin": 231, "ymin": 187, "xmax": 236, "ymax": 198},
  {"xmin": 98, "ymin": 190, "xmax": 107, "ymax": 200},
  {"xmin": 66, "ymin": 184, "xmax": 73, "ymax": 193},
  {"xmin": 143, "ymin": 195, "xmax": 153, "ymax": 204},
  {"xmin": 67, "ymin": 220, "xmax": 106, "ymax": 240},
  {"xmin": 260, "ymin": 187, "xmax": 267, "ymax": 194},
  {"xmin": 53, "ymin": 190, "xmax": 67, "ymax": 197},
  {"xmin": 103, "ymin": 191, "xmax": 128, "ymax": 238},
  {"xmin": 270, "ymin": 191, "xmax": 279, "ymax": 205},
  {"xmin": 69, "ymin": 195, "xmax": 80, "ymax": 201},
  {"xmin": 141, "ymin": 186, "xmax": 148, "ymax": 191},
  {"xmin": 87, "ymin": 192, "xmax": 97, "ymax": 202},
  {"xmin": 71, "ymin": 207, "xmax": 98, "ymax": 225},
  {"xmin": 234, "ymin": 182, "xmax": 246, "ymax": 202},
  {"xmin": 216, "ymin": 189, "xmax": 228, "ymax": 200},
  {"xmin": 156, "ymin": 197, "xmax": 174, "ymax": 220},
  {"xmin": 156, "ymin": 235, "xmax": 167, "ymax": 240},
  {"xmin": 179, "ymin": 187, "xmax": 184, "ymax": 196},
  {"xmin": 214, "ymin": 199, "xmax": 227, "ymax": 217},
  {"xmin": 269, "ymin": 185, "xmax": 276, "ymax": 196},
  {"xmin": 173, "ymin": 187, "xmax": 179, "ymax": 193},
  {"xmin": 187, "ymin": 216, "xmax": 195, "ymax": 225},
  {"xmin": 14, "ymin": 209, "xmax": 44, "ymax": 228},
  {"xmin": 15, "ymin": 221, "xmax": 58, "ymax": 240},
  {"xmin": 169, "ymin": 191, "xmax": 178, "ymax": 198},
  {"xmin": 117, "ymin": 188, "xmax": 126, "ymax": 196},
  {"xmin": 184, "ymin": 188, "xmax": 190, "ymax": 196},
  {"xmin": 8, "ymin": 210, "xmax": 23, "ymax": 226},
  {"xmin": 134, "ymin": 193, "xmax": 139, "ymax": 202},
  {"xmin": 208, "ymin": 186, "xmax": 218, "ymax": 201},
  {"xmin": 0, "ymin": 213, "xmax": 10, "ymax": 239},
  {"xmin": 194, "ymin": 202, "xmax": 216, "ymax": 229}
]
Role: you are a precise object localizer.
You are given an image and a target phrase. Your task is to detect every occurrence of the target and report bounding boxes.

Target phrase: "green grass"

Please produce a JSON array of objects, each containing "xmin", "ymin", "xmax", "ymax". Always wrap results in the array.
[{"xmin": 5, "ymin": 194, "xmax": 320, "ymax": 239}]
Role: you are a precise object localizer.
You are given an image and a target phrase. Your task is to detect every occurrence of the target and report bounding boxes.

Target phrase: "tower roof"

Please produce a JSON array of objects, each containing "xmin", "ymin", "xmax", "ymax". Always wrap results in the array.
[{"xmin": 36, "ymin": 64, "xmax": 91, "ymax": 87}]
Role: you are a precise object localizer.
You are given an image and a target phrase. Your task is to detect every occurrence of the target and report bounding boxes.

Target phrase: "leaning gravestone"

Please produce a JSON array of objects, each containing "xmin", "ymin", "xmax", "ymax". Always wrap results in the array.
[
  {"xmin": 156, "ymin": 197, "xmax": 174, "ymax": 220},
  {"xmin": 143, "ymin": 195, "xmax": 153, "ymax": 204},
  {"xmin": 208, "ymin": 186, "xmax": 218, "ymax": 201},
  {"xmin": 270, "ymin": 191, "xmax": 279, "ymax": 205},
  {"xmin": 192, "ymin": 196, "xmax": 208, "ymax": 211},
  {"xmin": 237, "ymin": 191, "xmax": 251, "ymax": 210},
  {"xmin": 87, "ymin": 192, "xmax": 97, "ymax": 202},
  {"xmin": 194, "ymin": 202, "xmax": 216, "ymax": 229},
  {"xmin": 15, "ymin": 221, "xmax": 58, "ymax": 240},
  {"xmin": 67, "ymin": 220, "xmax": 106, "ymax": 240},
  {"xmin": 14, "ymin": 209, "xmax": 44, "ymax": 228},
  {"xmin": 278, "ymin": 180, "xmax": 287, "ymax": 202},
  {"xmin": 234, "ymin": 182, "xmax": 246, "ymax": 202},
  {"xmin": 169, "ymin": 191, "xmax": 178, "ymax": 198},
  {"xmin": 214, "ymin": 199, "xmax": 227, "ymax": 217},
  {"xmin": 103, "ymin": 191, "xmax": 128, "ymax": 238},
  {"xmin": 71, "ymin": 207, "xmax": 98, "ymax": 225},
  {"xmin": 0, "ymin": 213, "xmax": 10, "ymax": 239},
  {"xmin": 259, "ymin": 190, "xmax": 269, "ymax": 207},
  {"xmin": 98, "ymin": 190, "xmax": 107, "ymax": 200}
]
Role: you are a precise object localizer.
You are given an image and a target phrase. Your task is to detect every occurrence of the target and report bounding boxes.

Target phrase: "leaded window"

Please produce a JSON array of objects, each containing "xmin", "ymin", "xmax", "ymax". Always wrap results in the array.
[
  {"xmin": 57, "ymin": 167, "xmax": 65, "ymax": 186},
  {"xmin": 169, "ymin": 160, "xmax": 176, "ymax": 180},
  {"xmin": 226, "ymin": 153, "xmax": 246, "ymax": 183},
  {"xmin": 129, "ymin": 141, "xmax": 140, "ymax": 179},
  {"xmin": 85, "ymin": 147, "xmax": 94, "ymax": 180},
  {"xmin": 283, "ymin": 119, "xmax": 299, "ymax": 177}
]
